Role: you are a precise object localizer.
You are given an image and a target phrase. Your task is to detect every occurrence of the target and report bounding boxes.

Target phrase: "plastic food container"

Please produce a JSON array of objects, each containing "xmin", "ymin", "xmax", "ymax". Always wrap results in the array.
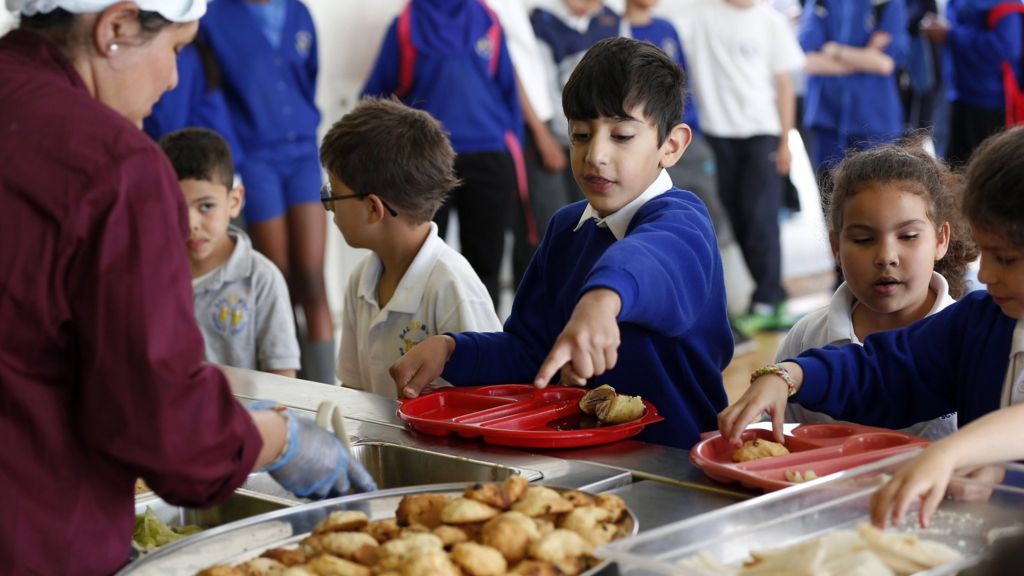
[
  {"xmin": 397, "ymin": 384, "xmax": 663, "ymax": 448},
  {"xmin": 599, "ymin": 451, "xmax": 1024, "ymax": 575},
  {"xmin": 118, "ymin": 482, "xmax": 639, "ymax": 576},
  {"xmin": 691, "ymin": 423, "xmax": 930, "ymax": 491}
]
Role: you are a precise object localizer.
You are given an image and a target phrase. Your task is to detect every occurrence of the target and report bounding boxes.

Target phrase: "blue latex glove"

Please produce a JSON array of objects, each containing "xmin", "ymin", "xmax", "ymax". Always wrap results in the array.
[{"xmin": 249, "ymin": 401, "xmax": 377, "ymax": 499}]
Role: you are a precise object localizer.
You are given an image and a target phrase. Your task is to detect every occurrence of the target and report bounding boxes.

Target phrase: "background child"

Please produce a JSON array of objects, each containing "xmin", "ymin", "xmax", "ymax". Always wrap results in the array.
[
  {"xmin": 870, "ymin": 402, "xmax": 1024, "ymax": 528},
  {"xmin": 780, "ymin": 143, "xmax": 978, "ymax": 439},
  {"xmin": 391, "ymin": 38, "xmax": 732, "ymax": 450},
  {"xmin": 675, "ymin": 0, "xmax": 806, "ymax": 336},
  {"xmin": 160, "ymin": 128, "xmax": 301, "ymax": 378},
  {"xmin": 361, "ymin": 0, "xmax": 523, "ymax": 309},
  {"xmin": 320, "ymin": 98, "xmax": 502, "ymax": 398},
  {"xmin": 719, "ymin": 127, "xmax": 1024, "ymax": 477},
  {"xmin": 200, "ymin": 0, "xmax": 335, "ymax": 384}
]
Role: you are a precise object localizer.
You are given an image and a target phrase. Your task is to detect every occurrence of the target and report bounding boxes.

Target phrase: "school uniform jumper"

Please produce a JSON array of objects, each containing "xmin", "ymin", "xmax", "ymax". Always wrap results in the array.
[
  {"xmin": 780, "ymin": 272, "xmax": 958, "ymax": 440},
  {"xmin": 441, "ymin": 171, "xmax": 732, "ymax": 449},
  {"xmin": 362, "ymin": 0, "xmax": 523, "ymax": 306},
  {"xmin": 799, "ymin": 0, "xmax": 910, "ymax": 172},
  {"xmin": 0, "ymin": 30, "xmax": 261, "ymax": 574},
  {"xmin": 192, "ymin": 226, "xmax": 301, "ymax": 373},
  {"xmin": 143, "ymin": 41, "xmax": 246, "ymax": 167},
  {"xmin": 200, "ymin": 0, "xmax": 322, "ymax": 224},
  {"xmin": 791, "ymin": 291, "xmax": 1015, "ymax": 431},
  {"xmin": 339, "ymin": 223, "xmax": 502, "ymax": 398},
  {"xmin": 944, "ymin": 0, "xmax": 1023, "ymax": 166}
]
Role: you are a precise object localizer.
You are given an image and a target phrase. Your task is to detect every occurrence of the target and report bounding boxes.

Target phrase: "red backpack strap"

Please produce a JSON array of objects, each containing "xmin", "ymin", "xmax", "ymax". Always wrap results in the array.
[
  {"xmin": 478, "ymin": 0, "xmax": 502, "ymax": 77},
  {"xmin": 396, "ymin": 3, "xmax": 416, "ymax": 99},
  {"xmin": 987, "ymin": 3, "xmax": 1024, "ymax": 127}
]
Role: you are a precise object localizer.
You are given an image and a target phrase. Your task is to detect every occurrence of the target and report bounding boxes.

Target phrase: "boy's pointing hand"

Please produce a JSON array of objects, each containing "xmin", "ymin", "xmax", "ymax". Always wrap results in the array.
[
  {"xmin": 390, "ymin": 335, "xmax": 455, "ymax": 399},
  {"xmin": 534, "ymin": 289, "xmax": 621, "ymax": 389}
]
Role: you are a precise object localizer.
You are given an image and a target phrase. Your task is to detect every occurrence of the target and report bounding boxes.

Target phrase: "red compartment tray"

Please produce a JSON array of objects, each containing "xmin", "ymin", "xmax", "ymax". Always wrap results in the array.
[
  {"xmin": 397, "ymin": 384, "xmax": 663, "ymax": 449},
  {"xmin": 690, "ymin": 424, "xmax": 930, "ymax": 492}
]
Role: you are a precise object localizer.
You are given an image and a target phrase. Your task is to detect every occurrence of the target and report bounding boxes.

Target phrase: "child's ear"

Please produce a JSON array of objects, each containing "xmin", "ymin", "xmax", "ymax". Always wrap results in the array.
[
  {"xmin": 366, "ymin": 194, "xmax": 388, "ymax": 224},
  {"xmin": 228, "ymin": 184, "xmax": 245, "ymax": 218},
  {"xmin": 935, "ymin": 221, "xmax": 951, "ymax": 261},
  {"xmin": 658, "ymin": 123, "xmax": 692, "ymax": 169}
]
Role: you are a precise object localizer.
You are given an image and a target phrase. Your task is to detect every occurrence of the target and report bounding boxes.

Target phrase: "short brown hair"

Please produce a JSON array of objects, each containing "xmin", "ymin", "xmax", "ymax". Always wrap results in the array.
[
  {"xmin": 963, "ymin": 127, "xmax": 1024, "ymax": 246},
  {"xmin": 159, "ymin": 127, "xmax": 235, "ymax": 189},
  {"xmin": 827, "ymin": 140, "xmax": 978, "ymax": 298},
  {"xmin": 319, "ymin": 97, "xmax": 459, "ymax": 223}
]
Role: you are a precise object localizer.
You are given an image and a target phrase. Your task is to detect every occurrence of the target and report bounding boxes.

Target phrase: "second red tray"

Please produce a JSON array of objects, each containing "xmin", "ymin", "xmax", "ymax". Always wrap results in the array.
[
  {"xmin": 690, "ymin": 423, "xmax": 930, "ymax": 492},
  {"xmin": 396, "ymin": 384, "xmax": 663, "ymax": 449}
]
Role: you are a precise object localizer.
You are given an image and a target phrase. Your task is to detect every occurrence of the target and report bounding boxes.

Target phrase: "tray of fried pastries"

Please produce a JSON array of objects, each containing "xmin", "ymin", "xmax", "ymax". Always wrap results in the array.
[
  {"xmin": 690, "ymin": 424, "xmax": 931, "ymax": 492},
  {"xmin": 118, "ymin": 477, "xmax": 638, "ymax": 576},
  {"xmin": 599, "ymin": 452, "xmax": 1024, "ymax": 575},
  {"xmin": 397, "ymin": 384, "xmax": 663, "ymax": 449}
]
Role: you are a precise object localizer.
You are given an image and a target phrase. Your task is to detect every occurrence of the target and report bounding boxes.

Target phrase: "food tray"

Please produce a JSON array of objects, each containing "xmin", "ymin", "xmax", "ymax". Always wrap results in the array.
[
  {"xmin": 118, "ymin": 482, "xmax": 638, "ymax": 576},
  {"xmin": 599, "ymin": 452, "xmax": 1024, "ymax": 575},
  {"xmin": 691, "ymin": 423, "xmax": 930, "ymax": 492},
  {"xmin": 397, "ymin": 384, "xmax": 663, "ymax": 449}
]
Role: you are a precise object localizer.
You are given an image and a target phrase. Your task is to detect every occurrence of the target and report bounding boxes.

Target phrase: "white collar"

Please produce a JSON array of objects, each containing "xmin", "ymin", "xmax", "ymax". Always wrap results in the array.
[
  {"xmin": 547, "ymin": 1, "xmax": 603, "ymax": 34},
  {"xmin": 357, "ymin": 222, "xmax": 444, "ymax": 314},
  {"xmin": 827, "ymin": 272, "xmax": 953, "ymax": 343},
  {"xmin": 1011, "ymin": 317, "xmax": 1024, "ymax": 358},
  {"xmin": 572, "ymin": 169, "xmax": 673, "ymax": 241}
]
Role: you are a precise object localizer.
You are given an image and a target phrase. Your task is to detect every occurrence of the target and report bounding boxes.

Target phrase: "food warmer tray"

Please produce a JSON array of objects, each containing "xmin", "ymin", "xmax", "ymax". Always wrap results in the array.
[
  {"xmin": 118, "ymin": 482, "xmax": 639, "ymax": 576},
  {"xmin": 599, "ymin": 450, "xmax": 1024, "ymax": 575}
]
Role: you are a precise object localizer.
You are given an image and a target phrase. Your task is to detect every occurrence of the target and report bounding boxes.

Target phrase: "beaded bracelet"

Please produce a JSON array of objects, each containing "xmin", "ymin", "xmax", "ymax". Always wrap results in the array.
[{"xmin": 750, "ymin": 364, "xmax": 798, "ymax": 397}]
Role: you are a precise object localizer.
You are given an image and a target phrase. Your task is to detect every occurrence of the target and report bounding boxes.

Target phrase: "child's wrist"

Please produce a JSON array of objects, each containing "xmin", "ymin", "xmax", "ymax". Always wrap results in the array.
[{"xmin": 751, "ymin": 363, "xmax": 799, "ymax": 397}]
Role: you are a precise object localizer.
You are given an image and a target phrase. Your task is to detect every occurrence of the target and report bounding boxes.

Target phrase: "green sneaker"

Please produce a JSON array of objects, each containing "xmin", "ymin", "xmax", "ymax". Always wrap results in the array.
[
  {"xmin": 732, "ymin": 311, "xmax": 775, "ymax": 339},
  {"xmin": 769, "ymin": 301, "xmax": 798, "ymax": 331}
]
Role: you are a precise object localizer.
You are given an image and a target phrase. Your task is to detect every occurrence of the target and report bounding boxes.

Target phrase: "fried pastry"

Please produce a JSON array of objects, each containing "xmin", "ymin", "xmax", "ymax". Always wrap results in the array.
[
  {"xmin": 529, "ymin": 529, "xmax": 594, "ymax": 576},
  {"xmin": 594, "ymin": 493, "xmax": 627, "ymax": 523},
  {"xmin": 579, "ymin": 385, "xmax": 616, "ymax": 415},
  {"xmin": 395, "ymin": 493, "xmax": 451, "ymax": 529},
  {"xmin": 305, "ymin": 553, "xmax": 371, "ymax": 576},
  {"xmin": 261, "ymin": 547, "xmax": 308, "ymax": 566},
  {"xmin": 511, "ymin": 486, "xmax": 573, "ymax": 517},
  {"xmin": 595, "ymin": 394, "xmax": 645, "ymax": 424},
  {"xmin": 440, "ymin": 498, "xmax": 500, "ymax": 524},
  {"xmin": 313, "ymin": 532, "xmax": 378, "ymax": 564},
  {"xmin": 362, "ymin": 518, "xmax": 400, "ymax": 544},
  {"xmin": 463, "ymin": 475, "xmax": 529, "ymax": 510},
  {"xmin": 731, "ymin": 438, "xmax": 790, "ymax": 462},
  {"xmin": 561, "ymin": 490, "xmax": 595, "ymax": 508},
  {"xmin": 433, "ymin": 524, "xmax": 470, "ymax": 548},
  {"xmin": 313, "ymin": 511, "xmax": 370, "ymax": 535},
  {"xmin": 450, "ymin": 542, "xmax": 508, "ymax": 576},
  {"xmin": 237, "ymin": 557, "xmax": 286, "ymax": 575},
  {"xmin": 507, "ymin": 560, "xmax": 563, "ymax": 576},
  {"xmin": 398, "ymin": 548, "xmax": 459, "ymax": 576},
  {"xmin": 197, "ymin": 567, "xmax": 245, "ymax": 576},
  {"xmin": 480, "ymin": 511, "xmax": 539, "ymax": 563}
]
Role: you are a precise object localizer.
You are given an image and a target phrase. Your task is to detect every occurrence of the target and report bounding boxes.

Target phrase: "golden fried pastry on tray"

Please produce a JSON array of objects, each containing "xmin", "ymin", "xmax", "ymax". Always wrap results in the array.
[
  {"xmin": 579, "ymin": 385, "xmax": 616, "ymax": 415},
  {"xmin": 395, "ymin": 493, "xmax": 451, "ymax": 528},
  {"xmin": 450, "ymin": 541, "xmax": 508, "ymax": 576},
  {"xmin": 731, "ymin": 438, "xmax": 790, "ymax": 462},
  {"xmin": 578, "ymin": 384, "xmax": 646, "ymax": 424}
]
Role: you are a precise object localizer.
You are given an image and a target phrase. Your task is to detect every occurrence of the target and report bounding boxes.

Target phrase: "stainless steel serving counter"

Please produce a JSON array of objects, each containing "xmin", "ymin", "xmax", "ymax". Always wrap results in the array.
[{"xmin": 223, "ymin": 366, "xmax": 754, "ymax": 531}]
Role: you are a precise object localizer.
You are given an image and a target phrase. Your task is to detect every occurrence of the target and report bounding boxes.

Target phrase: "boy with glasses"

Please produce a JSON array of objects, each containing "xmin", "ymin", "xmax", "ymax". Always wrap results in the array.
[
  {"xmin": 321, "ymin": 98, "xmax": 502, "ymax": 397},
  {"xmin": 160, "ymin": 128, "xmax": 301, "ymax": 377}
]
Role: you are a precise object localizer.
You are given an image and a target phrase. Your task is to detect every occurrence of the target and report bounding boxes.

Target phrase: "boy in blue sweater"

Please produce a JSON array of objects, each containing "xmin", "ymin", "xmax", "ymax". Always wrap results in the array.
[
  {"xmin": 720, "ymin": 127, "xmax": 1024, "ymax": 471},
  {"xmin": 392, "ymin": 37, "xmax": 732, "ymax": 449}
]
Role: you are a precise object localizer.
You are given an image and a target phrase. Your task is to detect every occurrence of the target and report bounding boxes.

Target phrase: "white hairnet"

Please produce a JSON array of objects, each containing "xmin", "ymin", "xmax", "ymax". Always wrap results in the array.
[{"xmin": 6, "ymin": 0, "xmax": 206, "ymax": 23}]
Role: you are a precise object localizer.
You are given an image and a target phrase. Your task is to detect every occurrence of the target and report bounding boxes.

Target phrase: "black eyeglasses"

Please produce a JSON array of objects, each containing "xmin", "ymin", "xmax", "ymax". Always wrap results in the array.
[{"xmin": 319, "ymin": 183, "xmax": 398, "ymax": 217}]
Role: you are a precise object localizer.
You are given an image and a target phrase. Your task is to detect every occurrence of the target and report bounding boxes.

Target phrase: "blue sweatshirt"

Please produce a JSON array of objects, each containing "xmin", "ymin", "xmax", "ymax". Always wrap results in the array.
[
  {"xmin": 626, "ymin": 17, "xmax": 702, "ymax": 134},
  {"xmin": 362, "ymin": 0, "xmax": 523, "ymax": 153},
  {"xmin": 799, "ymin": 0, "xmax": 909, "ymax": 140},
  {"xmin": 792, "ymin": 291, "xmax": 1013, "ymax": 430},
  {"xmin": 946, "ymin": 0, "xmax": 1022, "ymax": 109},
  {"xmin": 199, "ymin": 0, "xmax": 320, "ymax": 157},
  {"xmin": 442, "ymin": 190, "xmax": 732, "ymax": 449},
  {"xmin": 144, "ymin": 42, "xmax": 246, "ymax": 168}
]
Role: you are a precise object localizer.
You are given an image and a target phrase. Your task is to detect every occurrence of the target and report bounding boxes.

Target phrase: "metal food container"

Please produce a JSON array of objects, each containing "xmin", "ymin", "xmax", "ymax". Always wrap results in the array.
[
  {"xmin": 119, "ymin": 482, "xmax": 638, "ymax": 576},
  {"xmin": 598, "ymin": 451, "xmax": 1024, "ymax": 575}
]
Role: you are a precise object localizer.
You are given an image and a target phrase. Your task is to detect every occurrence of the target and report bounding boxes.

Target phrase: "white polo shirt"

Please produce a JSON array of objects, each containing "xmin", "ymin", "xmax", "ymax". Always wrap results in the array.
[
  {"xmin": 337, "ymin": 223, "xmax": 503, "ymax": 398},
  {"xmin": 780, "ymin": 272, "xmax": 958, "ymax": 440}
]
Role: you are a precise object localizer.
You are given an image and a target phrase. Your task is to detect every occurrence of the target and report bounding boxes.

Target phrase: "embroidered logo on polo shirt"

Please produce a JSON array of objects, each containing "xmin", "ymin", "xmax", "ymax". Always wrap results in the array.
[
  {"xmin": 211, "ymin": 294, "xmax": 249, "ymax": 336},
  {"xmin": 295, "ymin": 30, "xmax": 312, "ymax": 57},
  {"xmin": 399, "ymin": 321, "xmax": 430, "ymax": 355}
]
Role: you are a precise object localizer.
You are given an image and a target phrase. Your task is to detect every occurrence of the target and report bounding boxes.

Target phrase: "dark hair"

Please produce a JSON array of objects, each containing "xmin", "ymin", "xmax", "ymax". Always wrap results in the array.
[
  {"xmin": 319, "ymin": 97, "xmax": 459, "ymax": 223},
  {"xmin": 20, "ymin": 8, "xmax": 172, "ymax": 50},
  {"xmin": 562, "ymin": 37, "xmax": 684, "ymax": 145},
  {"xmin": 158, "ymin": 128, "xmax": 235, "ymax": 190},
  {"xmin": 827, "ymin": 141, "xmax": 978, "ymax": 298},
  {"xmin": 963, "ymin": 127, "xmax": 1024, "ymax": 246}
]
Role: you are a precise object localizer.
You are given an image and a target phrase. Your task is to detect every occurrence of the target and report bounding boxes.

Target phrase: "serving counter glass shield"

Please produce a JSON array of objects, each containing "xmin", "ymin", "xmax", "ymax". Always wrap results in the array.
[{"xmin": 598, "ymin": 451, "xmax": 1024, "ymax": 575}]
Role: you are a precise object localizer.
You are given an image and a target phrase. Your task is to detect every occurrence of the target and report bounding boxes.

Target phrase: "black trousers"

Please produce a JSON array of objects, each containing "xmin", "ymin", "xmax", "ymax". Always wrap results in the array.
[
  {"xmin": 706, "ymin": 134, "xmax": 787, "ymax": 306},
  {"xmin": 949, "ymin": 101, "xmax": 1005, "ymax": 169},
  {"xmin": 435, "ymin": 151, "xmax": 515, "ymax": 308}
]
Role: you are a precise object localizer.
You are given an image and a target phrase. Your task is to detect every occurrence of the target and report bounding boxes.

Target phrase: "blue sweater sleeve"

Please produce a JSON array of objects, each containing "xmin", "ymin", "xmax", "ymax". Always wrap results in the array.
[
  {"xmin": 791, "ymin": 300, "xmax": 969, "ymax": 428},
  {"xmin": 949, "ymin": 13, "xmax": 1022, "ymax": 68},
  {"xmin": 362, "ymin": 20, "xmax": 401, "ymax": 97},
  {"xmin": 799, "ymin": 0, "xmax": 828, "ymax": 52},
  {"xmin": 580, "ymin": 195, "xmax": 719, "ymax": 339},
  {"xmin": 880, "ymin": 0, "xmax": 910, "ymax": 66}
]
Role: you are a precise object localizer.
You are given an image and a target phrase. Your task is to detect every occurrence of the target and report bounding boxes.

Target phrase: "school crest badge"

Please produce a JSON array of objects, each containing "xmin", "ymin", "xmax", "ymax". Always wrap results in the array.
[{"xmin": 211, "ymin": 294, "xmax": 249, "ymax": 336}]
